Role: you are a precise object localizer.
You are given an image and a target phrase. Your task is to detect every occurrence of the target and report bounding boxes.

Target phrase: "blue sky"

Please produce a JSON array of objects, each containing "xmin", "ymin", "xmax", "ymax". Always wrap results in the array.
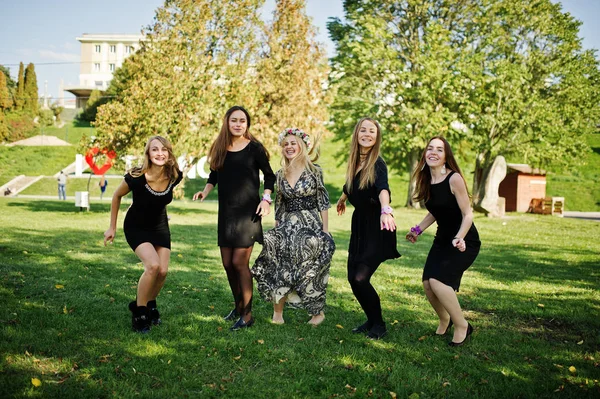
[{"xmin": 0, "ymin": 0, "xmax": 597, "ymax": 100}]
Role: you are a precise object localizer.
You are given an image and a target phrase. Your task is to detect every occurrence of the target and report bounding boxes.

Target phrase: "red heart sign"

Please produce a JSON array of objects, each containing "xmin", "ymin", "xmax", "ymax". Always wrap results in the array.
[{"xmin": 85, "ymin": 147, "xmax": 117, "ymax": 175}]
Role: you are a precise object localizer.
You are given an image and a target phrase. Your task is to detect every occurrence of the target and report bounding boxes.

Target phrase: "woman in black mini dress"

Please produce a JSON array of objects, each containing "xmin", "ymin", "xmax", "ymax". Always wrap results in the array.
[
  {"xmin": 193, "ymin": 106, "xmax": 275, "ymax": 330},
  {"xmin": 336, "ymin": 118, "xmax": 400, "ymax": 340},
  {"xmin": 406, "ymin": 136, "xmax": 480, "ymax": 346},
  {"xmin": 104, "ymin": 136, "xmax": 182, "ymax": 333}
]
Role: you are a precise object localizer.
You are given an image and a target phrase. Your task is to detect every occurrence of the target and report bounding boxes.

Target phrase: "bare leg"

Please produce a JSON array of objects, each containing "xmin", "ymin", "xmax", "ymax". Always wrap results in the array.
[
  {"xmin": 429, "ymin": 278, "xmax": 469, "ymax": 343},
  {"xmin": 272, "ymin": 296, "xmax": 285, "ymax": 324},
  {"xmin": 148, "ymin": 246, "xmax": 170, "ymax": 300},
  {"xmin": 134, "ymin": 243, "xmax": 162, "ymax": 306},
  {"xmin": 423, "ymin": 279, "xmax": 451, "ymax": 334}
]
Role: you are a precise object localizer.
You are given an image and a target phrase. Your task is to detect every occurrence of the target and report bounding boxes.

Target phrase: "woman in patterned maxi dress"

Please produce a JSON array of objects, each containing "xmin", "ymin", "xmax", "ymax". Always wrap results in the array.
[{"xmin": 252, "ymin": 128, "xmax": 335, "ymax": 326}]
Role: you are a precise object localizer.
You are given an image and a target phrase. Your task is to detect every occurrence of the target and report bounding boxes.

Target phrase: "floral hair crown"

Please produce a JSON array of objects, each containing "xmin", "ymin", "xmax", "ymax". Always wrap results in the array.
[{"xmin": 278, "ymin": 128, "xmax": 311, "ymax": 149}]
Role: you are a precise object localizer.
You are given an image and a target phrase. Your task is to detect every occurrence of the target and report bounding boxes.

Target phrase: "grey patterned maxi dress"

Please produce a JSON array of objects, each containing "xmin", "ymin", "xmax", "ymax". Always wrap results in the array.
[{"xmin": 252, "ymin": 167, "xmax": 336, "ymax": 315}]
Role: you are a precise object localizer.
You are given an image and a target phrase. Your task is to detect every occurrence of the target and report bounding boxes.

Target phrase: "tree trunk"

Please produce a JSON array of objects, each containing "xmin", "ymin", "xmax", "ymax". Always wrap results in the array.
[
  {"xmin": 472, "ymin": 151, "xmax": 507, "ymax": 216},
  {"xmin": 405, "ymin": 149, "xmax": 421, "ymax": 209}
]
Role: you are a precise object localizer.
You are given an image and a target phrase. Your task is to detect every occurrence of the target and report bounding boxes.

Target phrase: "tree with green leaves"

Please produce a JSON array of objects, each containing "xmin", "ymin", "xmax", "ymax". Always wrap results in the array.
[
  {"xmin": 0, "ymin": 70, "xmax": 11, "ymax": 110},
  {"xmin": 23, "ymin": 63, "xmax": 38, "ymax": 115},
  {"xmin": 328, "ymin": 0, "xmax": 474, "ymax": 207},
  {"xmin": 94, "ymin": 0, "xmax": 266, "ymax": 163},
  {"xmin": 15, "ymin": 62, "xmax": 25, "ymax": 110},
  {"xmin": 254, "ymin": 0, "xmax": 330, "ymax": 149},
  {"xmin": 455, "ymin": 0, "xmax": 600, "ymax": 211}
]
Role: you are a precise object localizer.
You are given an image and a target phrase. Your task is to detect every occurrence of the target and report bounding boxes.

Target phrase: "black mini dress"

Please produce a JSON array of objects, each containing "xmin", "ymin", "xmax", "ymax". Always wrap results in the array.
[
  {"xmin": 207, "ymin": 141, "xmax": 275, "ymax": 248},
  {"xmin": 123, "ymin": 171, "xmax": 183, "ymax": 251},
  {"xmin": 422, "ymin": 171, "xmax": 480, "ymax": 291},
  {"xmin": 343, "ymin": 157, "xmax": 401, "ymax": 267}
]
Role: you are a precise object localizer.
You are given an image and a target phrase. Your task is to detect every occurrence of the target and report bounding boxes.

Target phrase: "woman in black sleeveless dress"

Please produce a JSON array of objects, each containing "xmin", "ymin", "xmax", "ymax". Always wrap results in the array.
[
  {"xmin": 104, "ymin": 136, "xmax": 182, "ymax": 333},
  {"xmin": 193, "ymin": 106, "xmax": 275, "ymax": 330},
  {"xmin": 406, "ymin": 136, "xmax": 480, "ymax": 346},
  {"xmin": 336, "ymin": 118, "xmax": 401, "ymax": 340}
]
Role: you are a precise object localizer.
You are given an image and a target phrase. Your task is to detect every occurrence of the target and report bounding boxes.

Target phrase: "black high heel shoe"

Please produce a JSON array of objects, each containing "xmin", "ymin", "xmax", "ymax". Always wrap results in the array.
[
  {"xmin": 352, "ymin": 321, "xmax": 372, "ymax": 334},
  {"xmin": 448, "ymin": 323, "xmax": 473, "ymax": 347},
  {"xmin": 230, "ymin": 316, "xmax": 255, "ymax": 331},
  {"xmin": 436, "ymin": 320, "xmax": 453, "ymax": 336},
  {"xmin": 223, "ymin": 309, "xmax": 240, "ymax": 321},
  {"xmin": 366, "ymin": 323, "xmax": 387, "ymax": 340}
]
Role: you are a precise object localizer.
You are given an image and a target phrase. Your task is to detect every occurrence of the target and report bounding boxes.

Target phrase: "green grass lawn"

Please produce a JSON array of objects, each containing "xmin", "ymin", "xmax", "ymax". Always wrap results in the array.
[{"xmin": 1, "ymin": 198, "xmax": 598, "ymax": 398}]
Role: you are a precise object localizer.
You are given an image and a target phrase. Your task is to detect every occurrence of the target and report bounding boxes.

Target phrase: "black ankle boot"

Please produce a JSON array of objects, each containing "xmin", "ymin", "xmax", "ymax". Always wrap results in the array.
[
  {"xmin": 352, "ymin": 321, "xmax": 372, "ymax": 334},
  {"xmin": 132, "ymin": 306, "xmax": 151, "ymax": 333},
  {"xmin": 366, "ymin": 323, "xmax": 387, "ymax": 340},
  {"xmin": 147, "ymin": 300, "xmax": 161, "ymax": 326}
]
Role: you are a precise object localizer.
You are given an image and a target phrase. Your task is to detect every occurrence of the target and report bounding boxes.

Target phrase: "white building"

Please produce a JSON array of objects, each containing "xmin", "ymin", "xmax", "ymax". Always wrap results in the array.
[{"xmin": 63, "ymin": 33, "xmax": 143, "ymax": 109}]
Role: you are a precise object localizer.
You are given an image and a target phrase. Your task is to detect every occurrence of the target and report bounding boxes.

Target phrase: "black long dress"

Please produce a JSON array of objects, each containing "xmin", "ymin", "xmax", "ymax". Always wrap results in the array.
[
  {"xmin": 123, "ymin": 171, "xmax": 183, "ymax": 251},
  {"xmin": 344, "ymin": 157, "xmax": 400, "ymax": 267},
  {"xmin": 208, "ymin": 140, "xmax": 275, "ymax": 248},
  {"xmin": 423, "ymin": 171, "xmax": 480, "ymax": 291}
]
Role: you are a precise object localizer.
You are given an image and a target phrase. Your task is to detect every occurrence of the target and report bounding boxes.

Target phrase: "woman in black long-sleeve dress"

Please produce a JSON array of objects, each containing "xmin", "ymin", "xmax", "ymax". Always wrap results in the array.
[
  {"xmin": 104, "ymin": 135, "xmax": 182, "ymax": 333},
  {"xmin": 406, "ymin": 136, "xmax": 480, "ymax": 346},
  {"xmin": 193, "ymin": 106, "xmax": 275, "ymax": 330},
  {"xmin": 336, "ymin": 118, "xmax": 401, "ymax": 340}
]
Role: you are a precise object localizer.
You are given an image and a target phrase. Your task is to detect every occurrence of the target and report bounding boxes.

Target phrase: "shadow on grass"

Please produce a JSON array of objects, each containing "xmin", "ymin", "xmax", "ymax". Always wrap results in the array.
[{"xmin": 2, "ymin": 212, "xmax": 600, "ymax": 397}]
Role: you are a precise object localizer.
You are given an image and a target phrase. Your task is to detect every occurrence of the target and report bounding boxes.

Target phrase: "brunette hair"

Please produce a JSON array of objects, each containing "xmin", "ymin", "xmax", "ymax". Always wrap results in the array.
[
  {"xmin": 208, "ymin": 105, "xmax": 269, "ymax": 170},
  {"xmin": 129, "ymin": 135, "xmax": 180, "ymax": 182},
  {"xmin": 344, "ymin": 117, "xmax": 382, "ymax": 192},
  {"xmin": 412, "ymin": 135, "xmax": 469, "ymax": 202}
]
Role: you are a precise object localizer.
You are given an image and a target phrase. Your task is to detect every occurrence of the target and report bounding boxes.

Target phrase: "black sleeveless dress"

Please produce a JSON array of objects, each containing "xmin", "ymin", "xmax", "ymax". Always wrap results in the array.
[
  {"xmin": 207, "ymin": 141, "xmax": 275, "ymax": 248},
  {"xmin": 123, "ymin": 171, "xmax": 183, "ymax": 251},
  {"xmin": 343, "ymin": 157, "xmax": 401, "ymax": 267},
  {"xmin": 423, "ymin": 171, "xmax": 480, "ymax": 291}
]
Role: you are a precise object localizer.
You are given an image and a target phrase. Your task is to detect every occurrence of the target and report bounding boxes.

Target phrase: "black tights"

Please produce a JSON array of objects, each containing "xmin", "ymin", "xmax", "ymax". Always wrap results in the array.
[
  {"xmin": 347, "ymin": 261, "xmax": 384, "ymax": 326},
  {"xmin": 220, "ymin": 247, "xmax": 254, "ymax": 318}
]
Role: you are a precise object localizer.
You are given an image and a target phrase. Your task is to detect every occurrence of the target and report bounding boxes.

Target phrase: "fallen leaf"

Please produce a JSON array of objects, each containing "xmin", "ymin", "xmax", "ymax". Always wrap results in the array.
[
  {"xmin": 389, "ymin": 392, "xmax": 397, "ymax": 398},
  {"xmin": 31, "ymin": 378, "xmax": 41, "ymax": 387},
  {"xmin": 209, "ymin": 305, "xmax": 215, "ymax": 310},
  {"xmin": 336, "ymin": 324, "xmax": 344, "ymax": 329},
  {"xmin": 537, "ymin": 303, "xmax": 545, "ymax": 308},
  {"xmin": 408, "ymin": 394, "xmax": 420, "ymax": 399},
  {"xmin": 23, "ymin": 250, "xmax": 28, "ymax": 254},
  {"xmin": 418, "ymin": 335, "xmax": 427, "ymax": 341},
  {"xmin": 233, "ymin": 356, "xmax": 241, "ymax": 360},
  {"xmin": 345, "ymin": 384, "xmax": 356, "ymax": 393},
  {"xmin": 63, "ymin": 305, "xmax": 68, "ymax": 314},
  {"xmin": 168, "ymin": 359, "xmax": 171, "ymax": 364},
  {"xmin": 257, "ymin": 339, "xmax": 264, "ymax": 344},
  {"xmin": 390, "ymin": 320, "xmax": 399, "ymax": 325},
  {"xmin": 577, "ymin": 340, "xmax": 584, "ymax": 345},
  {"xmin": 55, "ymin": 284, "xmax": 64, "ymax": 289},
  {"xmin": 177, "ymin": 254, "xmax": 183, "ymax": 258},
  {"xmin": 339, "ymin": 340, "xmax": 344, "ymax": 344},
  {"xmin": 442, "ymin": 381, "xmax": 451, "ymax": 387},
  {"xmin": 568, "ymin": 366, "xmax": 576, "ymax": 374}
]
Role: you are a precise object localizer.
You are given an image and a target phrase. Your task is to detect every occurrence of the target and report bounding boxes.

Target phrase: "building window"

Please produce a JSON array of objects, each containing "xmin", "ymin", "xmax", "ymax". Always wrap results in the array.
[
  {"xmin": 95, "ymin": 45, "xmax": 101, "ymax": 53},
  {"xmin": 125, "ymin": 46, "xmax": 134, "ymax": 54},
  {"xmin": 95, "ymin": 81, "xmax": 103, "ymax": 88},
  {"xmin": 110, "ymin": 45, "xmax": 116, "ymax": 53},
  {"xmin": 94, "ymin": 63, "xmax": 100, "ymax": 72},
  {"xmin": 109, "ymin": 63, "xmax": 115, "ymax": 72}
]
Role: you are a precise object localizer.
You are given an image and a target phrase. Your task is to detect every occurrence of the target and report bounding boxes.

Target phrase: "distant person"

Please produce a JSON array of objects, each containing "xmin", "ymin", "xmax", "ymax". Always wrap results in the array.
[
  {"xmin": 99, "ymin": 175, "xmax": 108, "ymax": 200},
  {"xmin": 406, "ymin": 136, "xmax": 480, "ymax": 346},
  {"xmin": 104, "ymin": 136, "xmax": 182, "ymax": 333},
  {"xmin": 57, "ymin": 171, "xmax": 67, "ymax": 200},
  {"xmin": 336, "ymin": 117, "xmax": 400, "ymax": 340}
]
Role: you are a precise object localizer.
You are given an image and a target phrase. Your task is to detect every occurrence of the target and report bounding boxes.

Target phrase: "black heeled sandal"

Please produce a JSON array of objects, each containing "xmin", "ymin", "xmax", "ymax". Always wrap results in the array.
[
  {"xmin": 436, "ymin": 320, "xmax": 453, "ymax": 336},
  {"xmin": 448, "ymin": 323, "xmax": 473, "ymax": 347}
]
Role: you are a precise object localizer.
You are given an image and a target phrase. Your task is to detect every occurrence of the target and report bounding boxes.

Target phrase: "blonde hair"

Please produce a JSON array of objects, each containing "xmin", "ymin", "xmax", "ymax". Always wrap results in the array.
[
  {"xmin": 344, "ymin": 118, "xmax": 382, "ymax": 192},
  {"xmin": 129, "ymin": 135, "xmax": 180, "ymax": 183},
  {"xmin": 279, "ymin": 132, "xmax": 321, "ymax": 182}
]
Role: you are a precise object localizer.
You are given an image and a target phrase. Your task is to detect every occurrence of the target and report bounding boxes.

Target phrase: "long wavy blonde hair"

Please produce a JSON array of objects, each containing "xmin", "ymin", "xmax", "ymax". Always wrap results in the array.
[
  {"xmin": 129, "ymin": 135, "xmax": 180, "ymax": 183},
  {"xmin": 344, "ymin": 117, "xmax": 382, "ymax": 192},
  {"xmin": 279, "ymin": 129, "xmax": 320, "ymax": 181}
]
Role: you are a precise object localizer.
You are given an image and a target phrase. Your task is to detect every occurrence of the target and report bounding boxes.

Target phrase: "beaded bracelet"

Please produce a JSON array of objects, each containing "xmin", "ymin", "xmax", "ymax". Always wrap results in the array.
[
  {"xmin": 381, "ymin": 206, "xmax": 393, "ymax": 215},
  {"xmin": 410, "ymin": 225, "xmax": 423, "ymax": 235},
  {"xmin": 262, "ymin": 194, "xmax": 272, "ymax": 204}
]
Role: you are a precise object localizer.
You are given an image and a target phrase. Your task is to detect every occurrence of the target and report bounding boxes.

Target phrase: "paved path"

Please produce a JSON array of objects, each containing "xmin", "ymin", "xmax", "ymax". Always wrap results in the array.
[
  {"xmin": 563, "ymin": 211, "xmax": 600, "ymax": 222},
  {"xmin": 5, "ymin": 135, "xmax": 71, "ymax": 146}
]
